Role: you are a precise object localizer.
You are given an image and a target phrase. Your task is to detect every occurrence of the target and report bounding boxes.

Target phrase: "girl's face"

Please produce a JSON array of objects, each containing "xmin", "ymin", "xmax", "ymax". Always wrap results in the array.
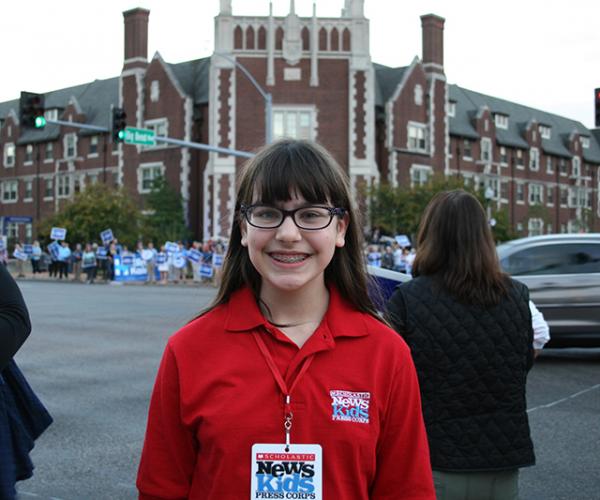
[{"xmin": 241, "ymin": 194, "xmax": 348, "ymax": 298}]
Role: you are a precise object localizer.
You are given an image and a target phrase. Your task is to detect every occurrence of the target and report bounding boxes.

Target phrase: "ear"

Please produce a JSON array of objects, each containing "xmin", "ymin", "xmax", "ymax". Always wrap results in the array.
[
  {"xmin": 240, "ymin": 220, "xmax": 248, "ymax": 247},
  {"xmin": 335, "ymin": 213, "xmax": 349, "ymax": 248}
]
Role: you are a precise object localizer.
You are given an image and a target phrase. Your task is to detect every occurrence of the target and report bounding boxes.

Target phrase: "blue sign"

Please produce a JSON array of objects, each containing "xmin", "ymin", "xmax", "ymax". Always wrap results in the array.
[
  {"xmin": 213, "ymin": 254, "xmax": 224, "ymax": 267},
  {"xmin": 23, "ymin": 244, "xmax": 33, "ymax": 254},
  {"xmin": 121, "ymin": 255, "xmax": 134, "ymax": 266},
  {"xmin": 395, "ymin": 234, "xmax": 411, "ymax": 248},
  {"xmin": 48, "ymin": 241, "xmax": 61, "ymax": 260},
  {"xmin": 113, "ymin": 255, "xmax": 149, "ymax": 282},
  {"xmin": 187, "ymin": 249, "xmax": 202, "ymax": 263},
  {"xmin": 100, "ymin": 229, "xmax": 114, "ymax": 245},
  {"xmin": 13, "ymin": 249, "xmax": 29, "ymax": 261},
  {"xmin": 165, "ymin": 242, "xmax": 179, "ymax": 254},
  {"xmin": 173, "ymin": 253, "xmax": 186, "ymax": 269},
  {"xmin": 51, "ymin": 227, "xmax": 67, "ymax": 240},
  {"xmin": 96, "ymin": 247, "xmax": 108, "ymax": 260},
  {"xmin": 199, "ymin": 263, "xmax": 214, "ymax": 278},
  {"xmin": 156, "ymin": 253, "xmax": 167, "ymax": 264},
  {"xmin": 4, "ymin": 216, "xmax": 33, "ymax": 224}
]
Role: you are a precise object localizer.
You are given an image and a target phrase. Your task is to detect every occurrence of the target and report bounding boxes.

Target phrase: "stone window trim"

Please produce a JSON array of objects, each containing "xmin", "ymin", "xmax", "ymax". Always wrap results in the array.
[
  {"xmin": 528, "ymin": 183, "xmax": 543, "ymax": 205},
  {"xmin": 407, "ymin": 122, "xmax": 427, "ymax": 153},
  {"xmin": 63, "ymin": 133, "xmax": 78, "ymax": 160},
  {"xmin": 480, "ymin": 137, "xmax": 492, "ymax": 163},
  {"xmin": 1, "ymin": 180, "xmax": 18, "ymax": 203},
  {"xmin": 409, "ymin": 164, "xmax": 433, "ymax": 188},
  {"xmin": 57, "ymin": 174, "xmax": 71, "ymax": 199},
  {"xmin": 3, "ymin": 142, "xmax": 16, "ymax": 168},
  {"xmin": 272, "ymin": 106, "xmax": 317, "ymax": 141},
  {"xmin": 138, "ymin": 162, "xmax": 166, "ymax": 194},
  {"xmin": 88, "ymin": 135, "xmax": 99, "ymax": 158},
  {"xmin": 142, "ymin": 118, "xmax": 170, "ymax": 150},
  {"xmin": 24, "ymin": 144, "xmax": 34, "ymax": 165},
  {"xmin": 516, "ymin": 182, "xmax": 525, "ymax": 205},
  {"xmin": 529, "ymin": 147, "xmax": 540, "ymax": 171}
]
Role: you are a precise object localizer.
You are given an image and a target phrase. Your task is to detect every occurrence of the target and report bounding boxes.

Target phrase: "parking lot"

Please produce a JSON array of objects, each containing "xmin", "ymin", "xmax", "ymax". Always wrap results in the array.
[{"xmin": 11, "ymin": 280, "xmax": 600, "ymax": 500}]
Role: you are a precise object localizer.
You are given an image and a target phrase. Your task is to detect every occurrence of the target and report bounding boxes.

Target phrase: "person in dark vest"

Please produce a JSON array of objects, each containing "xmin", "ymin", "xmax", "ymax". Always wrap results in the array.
[{"xmin": 386, "ymin": 189, "xmax": 536, "ymax": 500}]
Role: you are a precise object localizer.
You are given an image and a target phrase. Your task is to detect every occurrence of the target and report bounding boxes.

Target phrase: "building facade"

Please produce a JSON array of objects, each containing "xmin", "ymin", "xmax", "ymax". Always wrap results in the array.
[{"xmin": 1, "ymin": 0, "xmax": 599, "ymax": 243}]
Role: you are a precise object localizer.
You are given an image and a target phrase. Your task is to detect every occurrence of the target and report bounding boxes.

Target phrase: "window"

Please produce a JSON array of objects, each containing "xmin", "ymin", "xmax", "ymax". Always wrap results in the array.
[
  {"xmin": 414, "ymin": 84, "xmax": 423, "ymax": 106},
  {"xmin": 546, "ymin": 156, "xmax": 554, "ymax": 174},
  {"xmin": 528, "ymin": 183, "xmax": 543, "ymax": 205},
  {"xmin": 462, "ymin": 139, "xmax": 472, "ymax": 159},
  {"xmin": 516, "ymin": 183, "xmax": 525, "ymax": 203},
  {"xmin": 88, "ymin": 173, "xmax": 98, "ymax": 185},
  {"xmin": 516, "ymin": 149, "xmax": 524, "ymax": 167},
  {"xmin": 529, "ymin": 148, "xmax": 540, "ymax": 171},
  {"xmin": 64, "ymin": 133, "xmax": 77, "ymax": 159},
  {"xmin": 559, "ymin": 158, "xmax": 568, "ymax": 176},
  {"xmin": 45, "ymin": 142, "xmax": 54, "ymax": 161},
  {"xmin": 447, "ymin": 101, "xmax": 456, "ymax": 117},
  {"xmin": 24, "ymin": 180, "xmax": 33, "ymax": 200},
  {"xmin": 480, "ymin": 138, "xmax": 492, "ymax": 163},
  {"xmin": 539, "ymin": 125, "xmax": 552, "ymax": 139},
  {"xmin": 407, "ymin": 123, "xmax": 427, "ymax": 152},
  {"xmin": 410, "ymin": 165, "xmax": 432, "ymax": 187},
  {"xmin": 494, "ymin": 113, "xmax": 509, "ymax": 129},
  {"xmin": 44, "ymin": 109, "xmax": 58, "ymax": 121},
  {"xmin": 44, "ymin": 178, "xmax": 53, "ymax": 199},
  {"xmin": 57, "ymin": 175, "xmax": 71, "ymax": 198},
  {"xmin": 527, "ymin": 218, "xmax": 544, "ymax": 237},
  {"xmin": 143, "ymin": 119, "xmax": 169, "ymax": 148},
  {"xmin": 3, "ymin": 143, "xmax": 15, "ymax": 167},
  {"xmin": 273, "ymin": 108, "xmax": 315, "ymax": 141},
  {"xmin": 138, "ymin": 164, "xmax": 164, "ymax": 193},
  {"xmin": 501, "ymin": 243, "xmax": 600, "ymax": 275},
  {"xmin": 25, "ymin": 223, "xmax": 32, "ymax": 241},
  {"xmin": 6, "ymin": 223, "xmax": 18, "ymax": 239},
  {"xmin": 150, "ymin": 80, "xmax": 160, "ymax": 102},
  {"xmin": 581, "ymin": 136, "xmax": 590, "ymax": 149},
  {"xmin": 569, "ymin": 187, "xmax": 587, "ymax": 208},
  {"xmin": 89, "ymin": 135, "xmax": 98, "ymax": 156},
  {"xmin": 25, "ymin": 144, "xmax": 33, "ymax": 164},
  {"xmin": 559, "ymin": 187, "xmax": 568, "ymax": 207},
  {"xmin": 500, "ymin": 181, "xmax": 509, "ymax": 200},
  {"xmin": 547, "ymin": 186, "xmax": 554, "ymax": 205},
  {"xmin": 1, "ymin": 180, "xmax": 18, "ymax": 202},
  {"xmin": 572, "ymin": 156, "xmax": 581, "ymax": 177},
  {"xmin": 500, "ymin": 147, "xmax": 508, "ymax": 165}
]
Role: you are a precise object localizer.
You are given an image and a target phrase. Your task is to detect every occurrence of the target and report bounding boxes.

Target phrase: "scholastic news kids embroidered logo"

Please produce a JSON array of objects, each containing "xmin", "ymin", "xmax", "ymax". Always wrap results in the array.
[
  {"xmin": 254, "ymin": 453, "xmax": 316, "ymax": 499},
  {"xmin": 330, "ymin": 390, "xmax": 370, "ymax": 424}
]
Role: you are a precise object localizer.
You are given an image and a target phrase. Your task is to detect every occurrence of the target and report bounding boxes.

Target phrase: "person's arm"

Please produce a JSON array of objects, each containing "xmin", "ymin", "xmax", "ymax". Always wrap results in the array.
[
  {"xmin": 137, "ymin": 343, "xmax": 198, "ymax": 500},
  {"xmin": 529, "ymin": 300, "xmax": 550, "ymax": 358},
  {"xmin": 0, "ymin": 264, "xmax": 32, "ymax": 370},
  {"xmin": 370, "ymin": 346, "xmax": 435, "ymax": 499}
]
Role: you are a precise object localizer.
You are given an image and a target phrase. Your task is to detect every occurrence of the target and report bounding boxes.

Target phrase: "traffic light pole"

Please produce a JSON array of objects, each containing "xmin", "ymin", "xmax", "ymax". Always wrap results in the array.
[{"xmin": 43, "ymin": 119, "xmax": 255, "ymax": 158}]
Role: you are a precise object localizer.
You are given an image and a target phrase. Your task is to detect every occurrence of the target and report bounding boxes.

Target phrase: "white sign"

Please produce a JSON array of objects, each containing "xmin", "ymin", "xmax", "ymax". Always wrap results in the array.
[{"xmin": 50, "ymin": 227, "xmax": 67, "ymax": 240}]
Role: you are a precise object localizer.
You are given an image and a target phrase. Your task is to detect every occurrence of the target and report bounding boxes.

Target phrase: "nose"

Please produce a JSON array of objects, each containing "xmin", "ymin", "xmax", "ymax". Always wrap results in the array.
[{"xmin": 275, "ymin": 214, "xmax": 302, "ymax": 241}]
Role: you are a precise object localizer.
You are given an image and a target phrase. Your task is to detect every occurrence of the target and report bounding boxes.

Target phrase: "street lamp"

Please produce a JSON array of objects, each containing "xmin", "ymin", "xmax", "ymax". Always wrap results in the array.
[{"xmin": 213, "ymin": 52, "xmax": 273, "ymax": 145}]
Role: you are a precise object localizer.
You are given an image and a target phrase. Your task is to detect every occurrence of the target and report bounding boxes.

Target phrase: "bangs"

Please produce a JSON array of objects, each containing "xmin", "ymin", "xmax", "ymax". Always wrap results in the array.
[{"xmin": 243, "ymin": 141, "xmax": 343, "ymax": 206}]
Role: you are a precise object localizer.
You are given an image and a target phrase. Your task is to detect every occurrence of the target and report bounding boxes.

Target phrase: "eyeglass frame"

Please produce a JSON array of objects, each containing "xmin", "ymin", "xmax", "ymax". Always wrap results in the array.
[{"xmin": 240, "ymin": 203, "xmax": 347, "ymax": 230}]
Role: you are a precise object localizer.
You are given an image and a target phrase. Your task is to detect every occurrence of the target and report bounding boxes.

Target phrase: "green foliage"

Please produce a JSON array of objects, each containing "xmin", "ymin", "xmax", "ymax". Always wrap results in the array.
[
  {"xmin": 141, "ymin": 176, "xmax": 191, "ymax": 244},
  {"xmin": 368, "ymin": 175, "xmax": 516, "ymax": 243},
  {"xmin": 38, "ymin": 183, "xmax": 141, "ymax": 246}
]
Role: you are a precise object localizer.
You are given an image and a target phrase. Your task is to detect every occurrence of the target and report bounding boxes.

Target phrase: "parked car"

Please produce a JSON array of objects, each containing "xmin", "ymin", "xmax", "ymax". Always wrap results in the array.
[{"xmin": 497, "ymin": 233, "xmax": 600, "ymax": 347}]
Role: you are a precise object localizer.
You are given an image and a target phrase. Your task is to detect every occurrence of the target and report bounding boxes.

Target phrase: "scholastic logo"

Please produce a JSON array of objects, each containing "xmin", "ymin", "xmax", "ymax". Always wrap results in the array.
[
  {"xmin": 253, "ymin": 455, "xmax": 316, "ymax": 499},
  {"xmin": 330, "ymin": 389, "xmax": 370, "ymax": 424}
]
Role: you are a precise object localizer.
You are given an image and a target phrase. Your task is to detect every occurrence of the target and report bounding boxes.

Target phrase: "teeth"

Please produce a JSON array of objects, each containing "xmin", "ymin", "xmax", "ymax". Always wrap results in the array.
[{"xmin": 271, "ymin": 254, "xmax": 307, "ymax": 263}]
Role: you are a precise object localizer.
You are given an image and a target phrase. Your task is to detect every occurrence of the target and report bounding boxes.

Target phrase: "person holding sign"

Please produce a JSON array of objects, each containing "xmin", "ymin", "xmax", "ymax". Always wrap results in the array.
[{"xmin": 137, "ymin": 140, "xmax": 435, "ymax": 499}]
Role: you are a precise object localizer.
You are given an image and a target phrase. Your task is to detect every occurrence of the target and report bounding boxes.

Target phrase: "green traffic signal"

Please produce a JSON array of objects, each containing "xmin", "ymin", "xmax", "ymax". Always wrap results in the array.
[
  {"xmin": 118, "ymin": 129, "xmax": 125, "ymax": 140},
  {"xmin": 34, "ymin": 116, "xmax": 46, "ymax": 128}
]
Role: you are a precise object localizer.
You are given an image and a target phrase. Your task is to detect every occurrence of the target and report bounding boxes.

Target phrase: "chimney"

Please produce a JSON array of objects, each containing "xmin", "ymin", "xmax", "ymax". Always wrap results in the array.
[
  {"xmin": 421, "ymin": 14, "xmax": 445, "ymax": 77},
  {"xmin": 123, "ymin": 8, "xmax": 150, "ymax": 70}
]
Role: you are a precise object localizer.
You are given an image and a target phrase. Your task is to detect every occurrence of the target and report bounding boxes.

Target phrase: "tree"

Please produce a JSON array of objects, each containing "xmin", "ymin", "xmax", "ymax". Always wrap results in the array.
[
  {"xmin": 38, "ymin": 183, "xmax": 142, "ymax": 246},
  {"xmin": 368, "ymin": 175, "xmax": 516, "ymax": 244},
  {"xmin": 141, "ymin": 176, "xmax": 190, "ymax": 244}
]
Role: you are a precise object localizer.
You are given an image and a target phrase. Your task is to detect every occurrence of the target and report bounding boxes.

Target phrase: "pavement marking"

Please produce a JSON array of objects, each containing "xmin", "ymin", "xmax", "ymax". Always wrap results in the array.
[
  {"xmin": 18, "ymin": 492, "xmax": 67, "ymax": 500},
  {"xmin": 527, "ymin": 383, "xmax": 600, "ymax": 413}
]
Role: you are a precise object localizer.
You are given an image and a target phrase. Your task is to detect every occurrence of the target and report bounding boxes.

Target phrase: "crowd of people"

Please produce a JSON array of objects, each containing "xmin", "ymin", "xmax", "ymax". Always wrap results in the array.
[{"xmin": 364, "ymin": 240, "xmax": 416, "ymax": 274}]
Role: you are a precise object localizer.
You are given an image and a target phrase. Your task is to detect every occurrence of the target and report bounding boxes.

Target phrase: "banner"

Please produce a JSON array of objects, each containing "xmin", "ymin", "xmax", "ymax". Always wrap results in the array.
[
  {"xmin": 187, "ymin": 249, "xmax": 202, "ymax": 263},
  {"xmin": 165, "ymin": 241, "xmax": 179, "ymax": 254},
  {"xmin": 212, "ymin": 254, "xmax": 224, "ymax": 268},
  {"xmin": 13, "ymin": 249, "xmax": 29, "ymax": 261},
  {"xmin": 113, "ymin": 255, "xmax": 147, "ymax": 282},
  {"xmin": 199, "ymin": 263, "xmax": 214, "ymax": 278},
  {"xmin": 50, "ymin": 227, "xmax": 67, "ymax": 240}
]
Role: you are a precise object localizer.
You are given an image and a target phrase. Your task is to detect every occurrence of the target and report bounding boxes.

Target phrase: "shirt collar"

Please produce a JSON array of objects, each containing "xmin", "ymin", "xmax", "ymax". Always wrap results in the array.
[{"xmin": 225, "ymin": 285, "xmax": 369, "ymax": 339}]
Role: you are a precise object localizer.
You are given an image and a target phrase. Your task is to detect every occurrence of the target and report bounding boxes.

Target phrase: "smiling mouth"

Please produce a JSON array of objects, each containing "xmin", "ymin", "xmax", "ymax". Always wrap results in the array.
[{"xmin": 269, "ymin": 253, "xmax": 309, "ymax": 263}]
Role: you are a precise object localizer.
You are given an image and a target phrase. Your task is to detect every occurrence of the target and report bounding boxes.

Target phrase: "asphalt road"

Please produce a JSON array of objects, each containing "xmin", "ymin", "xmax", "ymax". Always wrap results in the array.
[{"xmin": 10, "ymin": 280, "xmax": 600, "ymax": 500}]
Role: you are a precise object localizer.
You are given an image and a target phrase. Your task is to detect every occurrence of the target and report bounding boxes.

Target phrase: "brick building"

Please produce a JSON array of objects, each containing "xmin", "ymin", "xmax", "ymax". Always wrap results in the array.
[{"xmin": 1, "ymin": 0, "xmax": 599, "ymax": 243}]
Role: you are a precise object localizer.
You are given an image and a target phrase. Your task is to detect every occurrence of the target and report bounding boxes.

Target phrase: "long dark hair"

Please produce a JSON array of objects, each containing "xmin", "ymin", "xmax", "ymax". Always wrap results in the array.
[
  {"xmin": 200, "ymin": 139, "xmax": 381, "ymax": 321},
  {"xmin": 412, "ymin": 189, "xmax": 508, "ymax": 305}
]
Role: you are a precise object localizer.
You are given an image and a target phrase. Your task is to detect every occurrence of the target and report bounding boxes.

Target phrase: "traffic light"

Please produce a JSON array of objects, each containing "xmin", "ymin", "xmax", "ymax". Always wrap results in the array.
[
  {"xmin": 595, "ymin": 88, "xmax": 600, "ymax": 128},
  {"xmin": 19, "ymin": 91, "xmax": 46, "ymax": 128},
  {"xmin": 112, "ymin": 107, "xmax": 127, "ymax": 142}
]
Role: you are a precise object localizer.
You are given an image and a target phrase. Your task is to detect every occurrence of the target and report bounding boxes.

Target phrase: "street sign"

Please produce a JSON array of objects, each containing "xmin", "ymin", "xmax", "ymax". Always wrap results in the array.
[{"xmin": 123, "ymin": 127, "xmax": 155, "ymax": 146}]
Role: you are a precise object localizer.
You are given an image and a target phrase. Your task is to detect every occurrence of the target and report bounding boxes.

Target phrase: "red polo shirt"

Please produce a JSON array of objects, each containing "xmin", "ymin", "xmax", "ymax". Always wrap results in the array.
[{"xmin": 137, "ymin": 286, "xmax": 434, "ymax": 499}]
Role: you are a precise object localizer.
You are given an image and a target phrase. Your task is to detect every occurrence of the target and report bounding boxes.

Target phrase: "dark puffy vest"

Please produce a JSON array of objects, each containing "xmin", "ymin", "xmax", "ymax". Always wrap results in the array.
[{"xmin": 387, "ymin": 276, "xmax": 535, "ymax": 471}]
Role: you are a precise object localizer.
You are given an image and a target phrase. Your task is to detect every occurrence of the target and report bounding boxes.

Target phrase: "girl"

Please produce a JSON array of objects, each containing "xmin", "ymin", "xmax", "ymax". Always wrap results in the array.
[
  {"xmin": 137, "ymin": 140, "xmax": 435, "ymax": 499},
  {"xmin": 156, "ymin": 246, "xmax": 169, "ymax": 285}
]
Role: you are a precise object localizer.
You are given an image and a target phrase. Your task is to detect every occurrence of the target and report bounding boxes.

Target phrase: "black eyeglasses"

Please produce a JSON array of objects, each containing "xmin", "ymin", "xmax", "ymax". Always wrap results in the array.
[{"xmin": 240, "ymin": 204, "xmax": 346, "ymax": 230}]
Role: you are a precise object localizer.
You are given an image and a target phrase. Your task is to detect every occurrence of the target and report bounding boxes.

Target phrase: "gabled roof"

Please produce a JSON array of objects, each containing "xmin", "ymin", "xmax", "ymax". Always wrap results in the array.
[
  {"xmin": 373, "ymin": 63, "xmax": 408, "ymax": 108},
  {"xmin": 167, "ymin": 58, "xmax": 210, "ymax": 104},
  {"xmin": 449, "ymin": 85, "xmax": 600, "ymax": 163}
]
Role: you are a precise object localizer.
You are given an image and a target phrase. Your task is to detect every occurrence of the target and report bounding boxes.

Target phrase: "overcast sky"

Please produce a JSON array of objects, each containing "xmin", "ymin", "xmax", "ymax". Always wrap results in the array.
[{"xmin": 1, "ymin": 0, "xmax": 598, "ymax": 128}]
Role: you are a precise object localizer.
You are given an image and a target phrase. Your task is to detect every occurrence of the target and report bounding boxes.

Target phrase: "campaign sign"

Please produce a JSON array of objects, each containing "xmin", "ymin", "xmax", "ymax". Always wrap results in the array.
[
  {"xmin": 186, "ymin": 248, "xmax": 202, "ymax": 263},
  {"xmin": 173, "ymin": 253, "xmax": 187, "ymax": 269},
  {"xmin": 141, "ymin": 249, "xmax": 154, "ymax": 262},
  {"xmin": 367, "ymin": 265, "xmax": 411, "ymax": 312},
  {"xmin": 213, "ymin": 254, "xmax": 224, "ymax": 268},
  {"xmin": 251, "ymin": 444, "xmax": 322, "ymax": 500},
  {"xmin": 48, "ymin": 241, "xmax": 61, "ymax": 260},
  {"xmin": 50, "ymin": 227, "xmax": 67, "ymax": 240},
  {"xmin": 156, "ymin": 253, "xmax": 167, "ymax": 265},
  {"xmin": 100, "ymin": 229, "xmax": 114, "ymax": 245},
  {"xmin": 113, "ymin": 255, "xmax": 148, "ymax": 282},
  {"xmin": 96, "ymin": 247, "xmax": 108, "ymax": 260},
  {"xmin": 23, "ymin": 244, "xmax": 33, "ymax": 254},
  {"xmin": 165, "ymin": 241, "xmax": 179, "ymax": 254},
  {"xmin": 121, "ymin": 255, "xmax": 134, "ymax": 266},
  {"xmin": 199, "ymin": 263, "xmax": 214, "ymax": 278},
  {"xmin": 13, "ymin": 249, "xmax": 29, "ymax": 261},
  {"xmin": 394, "ymin": 234, "xmax": 411, "ymax": 248}
]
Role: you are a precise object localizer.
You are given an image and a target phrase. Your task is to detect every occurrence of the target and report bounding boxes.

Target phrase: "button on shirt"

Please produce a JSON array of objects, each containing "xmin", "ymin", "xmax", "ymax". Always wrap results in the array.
[{"xmin": 137, "ymin": 286, "xmax": 435, "ymax": 500}]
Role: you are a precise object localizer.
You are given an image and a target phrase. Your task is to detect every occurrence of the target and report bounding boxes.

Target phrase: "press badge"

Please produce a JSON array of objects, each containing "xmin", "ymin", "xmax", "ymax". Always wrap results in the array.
[{"xmin": 250, "ymin": 444, "xmax": 323, "ymax": 500}]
